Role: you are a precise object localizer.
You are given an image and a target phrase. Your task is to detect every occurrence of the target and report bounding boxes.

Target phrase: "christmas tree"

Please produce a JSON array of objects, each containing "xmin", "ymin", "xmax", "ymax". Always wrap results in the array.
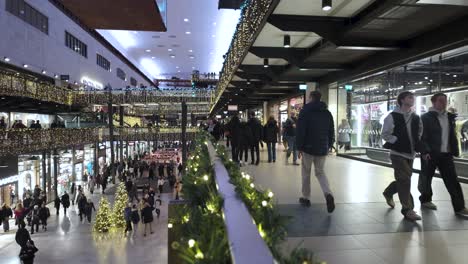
[
  {"xmin": 93, "ymin": 197, "xmax": 112, "ymax": 233},
  {"xmin": 112, "ymin": 182, "xmax": 128, "ymax": 228}
]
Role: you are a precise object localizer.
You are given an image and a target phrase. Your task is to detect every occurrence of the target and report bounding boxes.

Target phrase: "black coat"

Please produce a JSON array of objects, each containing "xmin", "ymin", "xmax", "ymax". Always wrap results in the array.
[
  {"xmin": 131, "ymin": 209, "xmax": 140, "ymax": 224},
  {"xmin": 247, "ymin": 117, "xmax": 263, "ymax": 143},
  {"xmin": 239, "ymin": 122, "xmax": 254, "ymax": 147},
  {"xmin": 61, "ymin": 194, "xmax": 70, "ymax": 208},
  {"xmin": 141, "ymin": 206, "xmax": 153, "ymax": 223},
  {"xmin": 421, "ymin": 111, "xmax": 459, "ymax": 157},
  {"xmin": 296, "ymin": 101, "xmax": 335, "ymax": 156},
  {"xmin": 263, "ymin": 120, "xmax": 279, "ymax": 143},
  {"xmin": 226, "ymin": 116, "xmax": 241, "ymax": 146},
  {"xmin": 283, "ymin": 118, "xmax": 297, "ymax": 137}
]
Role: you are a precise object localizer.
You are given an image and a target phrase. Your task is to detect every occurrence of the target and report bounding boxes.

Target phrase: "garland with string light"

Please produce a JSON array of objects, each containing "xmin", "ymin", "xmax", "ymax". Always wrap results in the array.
[
  {"xmin": 168, "ymin": 133, "xmax": 230, "ymax": 263},
  {"xmin": 213, "ymin": 141, "xmax": 322, "ymax": 263},
  {"xmin": 211, "ymin": 0, "xmax": 275, "ymax": 112}
]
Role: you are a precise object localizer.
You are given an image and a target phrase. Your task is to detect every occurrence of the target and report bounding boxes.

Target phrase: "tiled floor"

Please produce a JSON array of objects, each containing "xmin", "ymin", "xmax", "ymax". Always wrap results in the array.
[
  {"xmin": 241, "ymin": 146, "xmax": 468, "ymax": 264},
  {"xmin": 0, "ymin": 184, "xmax": 169, "ymax": 264}
]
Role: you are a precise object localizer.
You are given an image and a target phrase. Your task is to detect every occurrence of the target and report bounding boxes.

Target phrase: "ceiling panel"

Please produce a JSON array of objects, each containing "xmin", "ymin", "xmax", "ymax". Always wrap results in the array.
[
  {"xmin": 241, "ymin": 52, "xmax": 289, "ymax": 65},
  {"xmin": 273, "ymin": 0, "xmax": 376, "ymax": 17},
  {"xmin": 253, "ymin": 23, "xmax": 321, "ymax": 48}
]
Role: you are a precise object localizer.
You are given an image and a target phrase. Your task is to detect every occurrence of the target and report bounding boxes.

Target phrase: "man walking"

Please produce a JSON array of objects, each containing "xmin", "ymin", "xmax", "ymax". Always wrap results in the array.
[
  {"xmin": 382, "ymin": 91, "xmax": 423, "ymax": 221},
  {"xmin": 296, "ymin": 91, "xmax": 335, "ymax": 212},
  {"xmin": 418, "ymin": 93, "xmax": 468, "ymax": 217},
  {"xmin": 284, "ymin": 114, "xmax": 299, "ymax": 165},
  {"xmin": 247, "ymin": 111, "xmax": 263, "ymax": 165}
]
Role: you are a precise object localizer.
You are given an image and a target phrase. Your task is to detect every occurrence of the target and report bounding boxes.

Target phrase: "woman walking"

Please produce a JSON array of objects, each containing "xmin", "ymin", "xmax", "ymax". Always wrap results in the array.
[
  {"xmin": 1, "ymin": 203, "xmax": 13, "ymax": 232},
  {"xmin": 61, "ymin": 192, "xmax": 70, "ymax": 215},
  {"xmin": 141, "ymin": 202, "xmax": 154, "ymax": 236},
  {"xmin": 54, "ymin": 196, "xmax": 61, "ymax": 215}
]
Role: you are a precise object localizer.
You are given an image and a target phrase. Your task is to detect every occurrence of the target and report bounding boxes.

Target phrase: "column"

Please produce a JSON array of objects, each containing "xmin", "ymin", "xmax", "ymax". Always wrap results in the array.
[
  {"xmin": 263, "ymin": 101, "xmax": 268, "ymax": 124},
  {"xmin": 94, "ymin": 142, "xmax": 99, "ymax": 177},
  {"xmin": 108, "ymin": 101, "xmax": 115, "ymax": 183},
  {"xmin": 181, "ymin": 101, "xmax": 188, "ymax": 166},
  {"xmin": 42, "ymin": 151, "xmax": 47, "ymax": 201},
  {"xmin": 119, "ymin": 106, "xmax": 124, "ymax": 162},
  {"xmin": 53, "ymin": 150, "xmax": 58, "ymax": 198}
]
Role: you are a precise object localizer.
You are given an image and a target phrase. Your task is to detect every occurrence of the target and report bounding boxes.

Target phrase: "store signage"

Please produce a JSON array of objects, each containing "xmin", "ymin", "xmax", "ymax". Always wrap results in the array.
[
  {"xmin": 228, "ymin": 105, "xmax": 238, "ymax": 111},
  {"xmin": 60, "ymin": 75, "xmax": 70, "ymax": 81},
  {"xmin": 299, "ymin": 84, "xmax": 307, "ymax": 90},
  {"xmin": 345, "ymin": 85, "xmax": 353, "ymax": 91},
  {"xmin": 0, "ymin": 175, "xmax": 18, "ymax": 185},
  {"xmin": 81, "ymin": 76, "xmax": 104, "ymax": 89}
]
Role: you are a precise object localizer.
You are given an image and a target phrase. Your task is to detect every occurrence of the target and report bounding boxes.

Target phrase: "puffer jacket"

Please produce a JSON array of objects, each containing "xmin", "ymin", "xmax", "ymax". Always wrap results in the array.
[{"xmin": 296, "ymin": 101, "xmax": 335, "ymax": 156}]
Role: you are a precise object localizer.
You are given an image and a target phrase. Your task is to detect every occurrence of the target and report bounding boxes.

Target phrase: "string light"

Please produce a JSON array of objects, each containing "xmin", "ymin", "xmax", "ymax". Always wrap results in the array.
[
  {"xmin": 203, "ymin": 175, "xmax": 209, "ymax": 181},
  {"xmin": 268, "ymin": 191, "xmax": 274, "ymax": 198},
  {"xmin": 261, "ymin": 200, "xmax": 268, "ymax": 207},
  {"xmin": 188, "ymin": 239, "xmax": 196, "ymax": 248},
  {"xmin": 168, "ymin": 223, "xmax": 173, "ymax": 228},
  {"xmin": 250, "ymin": 183, "xmax": 255, "ymax": 188}
]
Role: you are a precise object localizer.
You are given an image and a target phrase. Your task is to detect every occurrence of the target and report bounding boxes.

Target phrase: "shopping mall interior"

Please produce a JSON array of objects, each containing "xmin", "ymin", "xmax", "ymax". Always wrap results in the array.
[{"xmin": 1, "ymin": 0, "xmax": 468, "ymax": 263}]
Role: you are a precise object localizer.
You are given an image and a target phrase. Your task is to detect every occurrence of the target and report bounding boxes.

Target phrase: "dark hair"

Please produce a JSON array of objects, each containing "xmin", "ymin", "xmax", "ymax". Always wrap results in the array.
[
  {"xmin": 310, "ymin": 91, "xmax": 322, "ymax": 102},
  {"xmin": 397, "ymin": 91, "xmax": 414, "ymax": 106},
  {"xmin": 431, "ymin": 93, "xmax": 447, "ymax": 103}
]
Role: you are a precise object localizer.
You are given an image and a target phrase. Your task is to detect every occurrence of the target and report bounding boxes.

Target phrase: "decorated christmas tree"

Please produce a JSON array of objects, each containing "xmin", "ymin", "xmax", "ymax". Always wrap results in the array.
[
  {"xmin": 93, "ymin": 197, "xmax": 112, "ymax": 233},
  {"xmin": 112, "ymin": 182, "xmax": 128, "ymax": 228}
]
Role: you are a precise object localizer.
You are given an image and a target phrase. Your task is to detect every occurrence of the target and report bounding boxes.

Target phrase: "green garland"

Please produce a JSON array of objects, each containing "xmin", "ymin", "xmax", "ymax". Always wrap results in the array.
[
  {"xmin": 213, "ymin": 140, "xmax": 322, "ymax": 264},
  {"xmin": 169, "ymin": 133, "xmax": 230, "ymax": 263}
]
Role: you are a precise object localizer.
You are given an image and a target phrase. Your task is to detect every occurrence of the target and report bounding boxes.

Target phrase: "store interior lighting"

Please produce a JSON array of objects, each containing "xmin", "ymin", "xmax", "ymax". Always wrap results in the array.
[
  {"xmin": 283, "ymin": 35, "xmax": 291, "ymax": 48},
  {"xmin": 263, "ymin": 58, "xmax": 269, "ymax": 68}
]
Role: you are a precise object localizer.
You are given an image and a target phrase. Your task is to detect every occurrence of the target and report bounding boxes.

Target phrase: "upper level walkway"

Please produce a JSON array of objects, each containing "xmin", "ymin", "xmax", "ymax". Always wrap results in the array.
[{"xmin": 240, "ymin": 145, "xmax": 468, "ymax": 264}]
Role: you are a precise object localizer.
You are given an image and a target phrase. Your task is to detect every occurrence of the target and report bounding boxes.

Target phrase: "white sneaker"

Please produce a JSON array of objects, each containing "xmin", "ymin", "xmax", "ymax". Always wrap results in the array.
[
  {"xmin": 456, "ymin": 208, "xmax": 468, "ymax": 217},
  {"xmin": 405, "ymin": 210, "xmax": 422, "ymax": 221},
  {"xmin": 421, "ymin": 202, "xmax": 437, "ymax": 210}
]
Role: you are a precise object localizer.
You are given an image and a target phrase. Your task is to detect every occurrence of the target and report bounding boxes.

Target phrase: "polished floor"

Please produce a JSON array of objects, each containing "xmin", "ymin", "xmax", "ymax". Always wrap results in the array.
[
  {"xmin": 0, "ymin": 185, "xmax": 169, "ymax": 264},
  {"xmin": 241, "ymin": 145, "xmax": 468, "ymax": 264}
]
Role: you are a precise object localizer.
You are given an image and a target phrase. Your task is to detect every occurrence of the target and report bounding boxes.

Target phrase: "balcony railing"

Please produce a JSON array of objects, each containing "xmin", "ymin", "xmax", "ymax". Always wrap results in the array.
[
  {"xmin": 0, "ymin": 128, "xmax": 197, "ymax": 156},
  {"xmin": 0, "ymin": 70, "xmax": 211, "ymax": 106}
]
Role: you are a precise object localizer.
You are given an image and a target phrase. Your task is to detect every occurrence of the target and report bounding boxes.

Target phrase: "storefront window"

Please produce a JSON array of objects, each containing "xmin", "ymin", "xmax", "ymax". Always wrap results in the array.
[{"xmin": 336, "ymin": 45, "xmax": 468, "ymax": 161}]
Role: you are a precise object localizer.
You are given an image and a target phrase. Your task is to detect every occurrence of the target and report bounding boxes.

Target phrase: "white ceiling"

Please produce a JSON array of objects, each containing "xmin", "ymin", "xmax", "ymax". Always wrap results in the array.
[
  {"xmin": 97, "ymin": 0, "xmax": 240, "ymax": 82},
  {"xmin": 273, "ymin": 0, "xmax": 376, "ymax": 17}
]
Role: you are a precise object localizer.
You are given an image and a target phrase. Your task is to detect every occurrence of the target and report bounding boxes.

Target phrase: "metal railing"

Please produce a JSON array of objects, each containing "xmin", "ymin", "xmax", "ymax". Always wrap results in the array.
[
  {"xmin": 0, "ymin": 70, "xmax": 212, "ymax": 106},
  {"xmin": 0, "ymin": 128, "xmax": 197, "ymax": 156}
]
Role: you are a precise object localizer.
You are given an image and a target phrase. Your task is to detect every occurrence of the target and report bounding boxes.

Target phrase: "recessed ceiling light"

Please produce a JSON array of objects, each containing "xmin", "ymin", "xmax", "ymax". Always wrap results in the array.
[
  {"xmin": 184, "ymin": 18, "xmax": 189, "ymax": 22},
  {"xmin": 192, "ymin": 67, "xmax": 195, "ymax": 69},
  {"xmin": 168, "ymin": 48, "xmax": 173, "ymax": 51},
  {"xmin": 188, "ymin": 49, "xmax": 193, "ymax": 52},
  {"xmin": 170, "ymin": 55, "xmax": 176, "ymax": 58},
  {"xmin": 152, "ymin": 56, "xmax": 155, "ymax": 59},
  {"xmin": 178, "ymin": 70, "xmax": 181, "ymax": 73},
  {"xmin": 240, "ymin": 89, "xmax": 243, "ymax": 91},
  {"xmin": 41, "ymin": 70, "xmax": 46, "ymax": 74},
  {"xmin": 299, "ymin": 68, "xmax": 308, "ymax": 71},
  {"xmin": 189, "ymin": 55, "xmax": 195, "ymax": 59},
  {"xmin": 4, "ymin": 57, "xmax": 10, "ymax": 62},
  {"xmin": 213, "ymin": 22, "xmax": 217, "ymax": 26},
  {"xmin": 185, "ymin": 31, "xmax": 191, "ymax": 35},
  {"xmin": 54, "ymin": 74, "xmax": 59, "ymax": 78},
  {"xmin": 176, "ymin": 66, "xmax": 179, "ymax": 69},
  {"xmin": 212, "ymin": 35, "xmax": 215, "ymax": 38},
  {"xmin": 23, "ymin": 64, "xmax": 28, "ymax": 68},
  {"xmin": 145, "ymin": 49, "xmax": 151, "ymax": 52},
  {"xmin": 453, "ymin": 74, "xmax": 458, "ymax": 77},
  {"xmin": 424, "ymin": 76, "xmax": 428, "ymax": 79}
]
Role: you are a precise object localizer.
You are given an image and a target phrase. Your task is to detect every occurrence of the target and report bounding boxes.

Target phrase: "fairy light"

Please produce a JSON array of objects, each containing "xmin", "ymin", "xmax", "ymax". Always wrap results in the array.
[
  {"xmin": 168, "ymin": 223, "xmax": 173, "ymax": 229},
  {"xmin": 188, "ymin": 239, "xmax": 195, "ymax": 248},
  {"xmin": 261, "ymin": 200, "xmax": 268, "ymax": 207},
  {"xmin": 203, "ymin": 175, "xmax": 209, "ymax": 181},
  {"xmin": 250, "ymin": 183, "xmax": 255, "ymax": 188},
  {"xmin": 268, "ymin": 191, "xmax": 274, "ymax": 198}
]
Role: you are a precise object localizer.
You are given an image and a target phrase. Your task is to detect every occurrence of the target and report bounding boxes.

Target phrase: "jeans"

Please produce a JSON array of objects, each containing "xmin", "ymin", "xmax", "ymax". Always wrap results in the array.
[
  {"xmin": 384, "ymin": 155, "xmax": 415, "ymax": 215},
  {"xmin": 267, "ymin": 142, "xmax": 276, "ymax": 162},
  {"xmin": 250, "ymin": 141, "xmax": 260, "ymax": 164},
  {"xmin": 301, "ymin": 153, "xmax": 332, "ymax": 198},
  {"xmin": 418, "ymin": 153, "xmax": 465, "ymax": 212},
  {"xmin": 239, "ymin": 145, "xmax": 249, "ymax": 162},
  {"xmin": 285, "ymin": 136, "xmax": 297, "ymax": 162}
]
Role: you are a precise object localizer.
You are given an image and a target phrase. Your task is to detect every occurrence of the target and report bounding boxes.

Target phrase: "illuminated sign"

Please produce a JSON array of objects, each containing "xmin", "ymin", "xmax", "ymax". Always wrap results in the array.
[
  {"xmin": 0, "ymin": 175, "xmax": 18, "ymax": 185},
  {"xmin": 81, "ymin": 77, "xmax": 104, "ymax": 89},
  {"xmin": 345, "ymin": 85, "xmax": 353, "ymax": 91},
  {"xmin": 299, "ymin": 84, "xmax": 307, "ymax": 90},
  {"xmin": 228, "ymin": 105, "xmax": 238, "ymax": 111}
]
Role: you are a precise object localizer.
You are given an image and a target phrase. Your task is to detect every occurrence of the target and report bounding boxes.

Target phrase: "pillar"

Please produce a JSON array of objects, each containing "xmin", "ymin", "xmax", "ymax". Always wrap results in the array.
[
  {"xmin": 108, "ymin": 100, "xmax": 115, "ymax": 183},
  {"xmin": 42, "ymin": 151, "xmax": 47, "ymax": 201},
  {"xmin": 119, "ymin": 106, "xmax": 124, "ymax": 161},
  {"xmin": 181, "ymin": 101, "xmax": 188, "ymax": 166},
  {"xmin": 53, "ymin": 150, "xmax": 58, "ymax": 197}
]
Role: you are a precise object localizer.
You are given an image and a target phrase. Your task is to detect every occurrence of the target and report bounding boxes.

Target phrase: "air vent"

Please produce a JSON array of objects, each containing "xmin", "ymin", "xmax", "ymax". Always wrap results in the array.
[
  {"xmin": 157, "ymin": 44, "xmax": 165, "ymax": 47},
  {"xmin": 152, "ymin": 35, "xmax": 160, "ymax": 38},
  {"xmin": 171, "ymin": 44, "xmax": 180, "ymax": 48},
  {"xmin": 169, "ymin": 35, "xmax": 177, "ymax": 38}
]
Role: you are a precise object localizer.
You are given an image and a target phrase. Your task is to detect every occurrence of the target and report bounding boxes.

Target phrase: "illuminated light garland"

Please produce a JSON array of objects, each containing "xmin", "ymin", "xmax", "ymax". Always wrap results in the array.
[
  {"xmin": 210, "ymin": 0, "xmax": 275, "ymax": 112},
  {"xmin": 188, "ymin": 239, "xmax": 195, "ymax": 248}
]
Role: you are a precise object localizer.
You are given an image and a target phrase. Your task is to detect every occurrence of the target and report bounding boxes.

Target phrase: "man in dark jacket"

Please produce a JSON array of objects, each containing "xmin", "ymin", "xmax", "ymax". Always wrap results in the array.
[
  {"xmin": 263, "ymin": 116, "xmax": 279, "ymax": 163},
  {"xmin": 247, "ymin": 112, "xmax": 263, "ymax": 165},
  {"xmin": 284, "ymin": 114, "xmax": 299, "ymax": 165},
  {"xmin": 296, "ymin": 91, "xmax": 335, "ymax": 212},
  {"xmin": 226, "ymin": 114, "xmax": 241, "ymax": 163},
  {"xmin": 419, "ymin": 93, "xmax": 468, "ymax": 217},
  {"xmin": 238, "ymin": 120, "xmax": 253, "ymax": 165}
]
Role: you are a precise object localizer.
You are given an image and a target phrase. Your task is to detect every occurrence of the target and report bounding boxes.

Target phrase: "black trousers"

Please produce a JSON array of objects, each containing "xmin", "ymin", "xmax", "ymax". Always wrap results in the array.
[
  {"xmin": 418, "ymin": 153, "xmax": 465, "ymax": 212},
  {"xmin": 250, "ymin": 142, "xmax": 260, "ymax": 164},
  {"xmin": 231, "ymin": 144, "xmax": 239, "ymax": 162},
  {"xmin": 239, "ymin": 145, "xmax": 248, "ymax": 162},
  {"xmin": 125, "ymin": 220, "xmax": 132, "ymax": 232}
]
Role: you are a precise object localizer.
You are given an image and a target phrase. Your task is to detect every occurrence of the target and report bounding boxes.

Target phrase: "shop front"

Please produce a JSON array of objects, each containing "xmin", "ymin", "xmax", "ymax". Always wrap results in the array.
[{"xmin": 332, "ymin": 45, "xmax": 468, "ymax": 165}]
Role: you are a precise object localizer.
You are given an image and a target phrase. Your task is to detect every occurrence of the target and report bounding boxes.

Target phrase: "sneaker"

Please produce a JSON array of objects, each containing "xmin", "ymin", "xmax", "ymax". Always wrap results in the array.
[
  {"xmin": 383, "ymin": 192, "xmax": 395, "ymax": 209},
  {"xmin": 405, "ymin": 210, "xmax": 422, "ymax": 221},
  {"xmin": 299, "ymin": 197, "xmax": 311, "ymax": 207},
  {"xmin": 456, "ymin": 208, "xmax": 468, "ymax": 217},
  {"xmin": 325, "ymin": 194, "xmax": 335, "ymax": 213},
  {"xmin": 421, "ymin": 202, "xmax": 437, "ymax": 210}
]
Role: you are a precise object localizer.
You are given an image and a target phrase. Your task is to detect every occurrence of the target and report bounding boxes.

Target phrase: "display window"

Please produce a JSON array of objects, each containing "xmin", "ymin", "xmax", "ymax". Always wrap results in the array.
[{"xmin": 335, "ymin": 45, "xmax": 468, "ymax": 161}]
